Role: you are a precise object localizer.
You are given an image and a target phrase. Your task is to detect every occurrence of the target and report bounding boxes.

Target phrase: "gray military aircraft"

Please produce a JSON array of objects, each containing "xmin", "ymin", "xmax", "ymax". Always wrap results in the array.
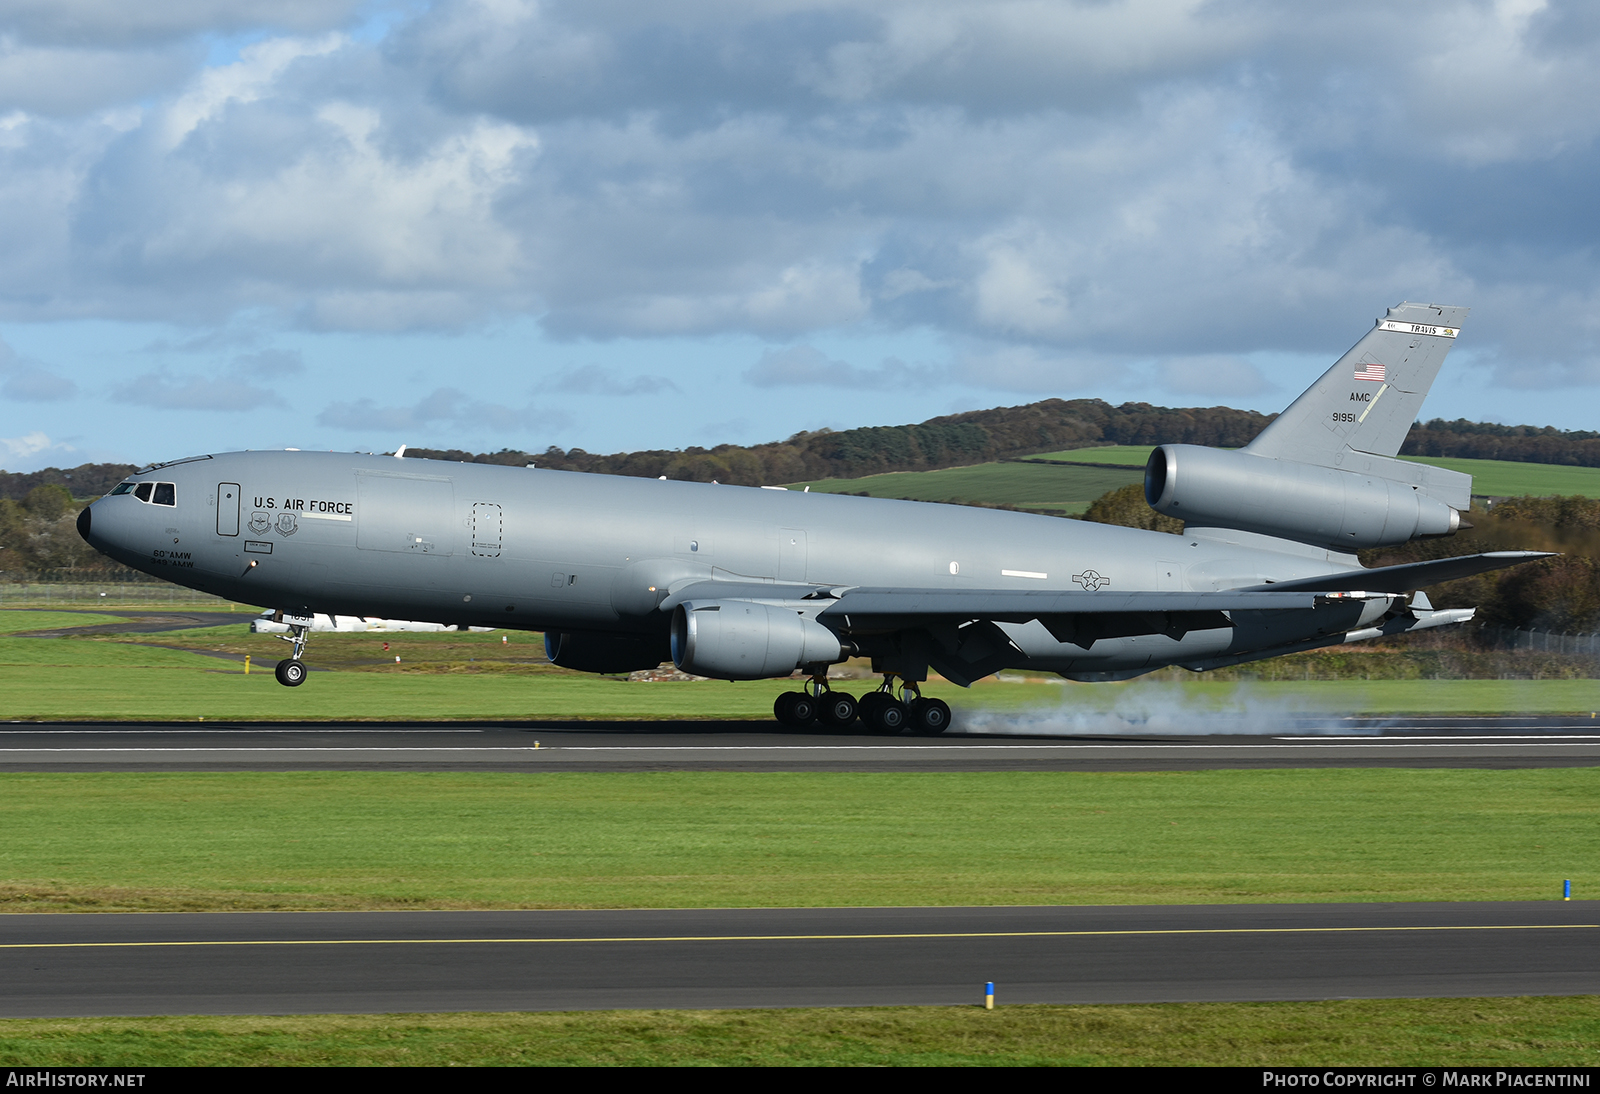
[{"xmin": 77, "ymin": 301, "xmax": 1547, "ymax": 733}]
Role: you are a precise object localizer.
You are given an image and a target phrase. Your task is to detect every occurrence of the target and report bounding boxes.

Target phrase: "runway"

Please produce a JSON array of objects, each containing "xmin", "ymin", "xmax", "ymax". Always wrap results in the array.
[
  {"xmin": 5, "ymin": 716, "xmax": 1600, "ymax": 770},
  {"xmin": 2, "ymin": 901, "xmax": 1594, "ymax": 1017}
]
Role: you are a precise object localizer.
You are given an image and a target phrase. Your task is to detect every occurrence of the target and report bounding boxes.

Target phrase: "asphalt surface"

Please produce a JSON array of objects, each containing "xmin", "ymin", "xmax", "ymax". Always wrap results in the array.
[
  {"xmin": 8, "ymin": 611, "xmax": 1598, "ymax": 1019},
  {"xmin": 2, "ymin": 902, "xmax": 1595, "ymax": 1017},
  {"xmin": 8, "ymin": 610, "xmax": 250, "ymax": 636},
  {"xmin": 5, "ymin": 717, "xmax": 1600, "ymax": 770}
]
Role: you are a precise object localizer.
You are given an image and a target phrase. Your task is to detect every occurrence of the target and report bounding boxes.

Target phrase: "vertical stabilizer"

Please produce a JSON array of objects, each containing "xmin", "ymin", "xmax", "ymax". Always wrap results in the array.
[{"xmin": 1246, "ymin": 302, "xmax": 1468, "ymax": 464}]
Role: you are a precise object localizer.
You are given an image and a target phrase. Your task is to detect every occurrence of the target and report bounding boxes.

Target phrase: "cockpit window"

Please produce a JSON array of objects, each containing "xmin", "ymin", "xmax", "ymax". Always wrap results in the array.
[
  {"xmin": 109, "ymin": 482, "xmax": 136, "ymax": 496},
  {"xmin": 134, "ymin": 483, "xmax": 153, "ymax": 503},
  {"xmin": 153, "ymin": 482, "xmax": 176, "ymax": 506}
]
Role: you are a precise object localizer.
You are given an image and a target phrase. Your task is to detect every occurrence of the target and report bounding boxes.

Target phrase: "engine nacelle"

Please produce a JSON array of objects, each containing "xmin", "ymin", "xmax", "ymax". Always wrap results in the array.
[
  {"xmin": 671, "ymin": 600, "xmax": 844, "ymax": 681},
  {"xmin": 1144, "ymin": 444, "xmax": 1461, "ymax": 551},
  {"xmin": 545, "ymin": 630, "xmax": 671, "ymax": 674}
]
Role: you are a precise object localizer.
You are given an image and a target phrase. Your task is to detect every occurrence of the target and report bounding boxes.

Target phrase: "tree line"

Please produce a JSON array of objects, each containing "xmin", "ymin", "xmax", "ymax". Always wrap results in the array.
[
  {"xmin": 5, "ymin": 397, "xmax": 1598, "ymax": 632},
  {"xmin": 6, "ymin": 400, "xmax": 1600, "ymax": 503},
  {"xmin": 406, "ymin": 398, "xmax": 1274, "ymax": 485},
  {"xmin": 1074, "ymin": 488, "xmax": 1600, "ymax": 637}
]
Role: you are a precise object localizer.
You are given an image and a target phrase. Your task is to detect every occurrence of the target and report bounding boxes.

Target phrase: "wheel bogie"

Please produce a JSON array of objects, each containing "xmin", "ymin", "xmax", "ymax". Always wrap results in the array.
[
  {"xmin": 820, "ymin": 692, "xmax": 858, "ymax": 727},
  {"xmin": 865, "ymin": 694, "xmax": 907, "ymax": 733},
  {"xmin": 773, "ymin": 690, "xmax": 818, "ymax": 727},
  {"xmin": 909, "ymin": 697, "xmax": 952, "ymax": 735}
]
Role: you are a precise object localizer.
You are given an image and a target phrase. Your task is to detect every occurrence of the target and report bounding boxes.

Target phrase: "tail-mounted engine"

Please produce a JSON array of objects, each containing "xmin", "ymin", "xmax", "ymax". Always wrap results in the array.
[{"xmin": 1144, "ymin": 444, "xmax": 1463, "ymax": 551}]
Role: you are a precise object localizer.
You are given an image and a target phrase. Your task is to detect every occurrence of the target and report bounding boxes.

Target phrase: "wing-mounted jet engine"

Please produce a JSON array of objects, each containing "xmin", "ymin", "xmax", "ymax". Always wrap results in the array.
[{"xmin": 76, "ymin": 301, "xmax": 1552, "ymax": 735}]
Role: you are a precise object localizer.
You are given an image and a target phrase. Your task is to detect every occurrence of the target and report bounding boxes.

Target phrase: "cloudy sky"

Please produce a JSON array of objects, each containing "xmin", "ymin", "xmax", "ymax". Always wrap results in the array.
[{"xmin": 2, "ymin": 0, "xmax": 1598, "ymax": 472}]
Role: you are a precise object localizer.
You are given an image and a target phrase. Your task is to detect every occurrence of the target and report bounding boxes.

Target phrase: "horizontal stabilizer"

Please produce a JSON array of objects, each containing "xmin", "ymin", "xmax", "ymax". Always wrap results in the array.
[{"xmin": 1240, "ymin": 551, "xmax": 1553, "ymax": 594}]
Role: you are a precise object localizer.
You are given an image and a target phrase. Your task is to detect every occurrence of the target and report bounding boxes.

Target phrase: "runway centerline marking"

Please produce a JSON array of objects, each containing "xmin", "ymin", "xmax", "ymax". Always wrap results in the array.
[
  {"xmin": 3, "ymin": 923, "xmax": 1594, "ymax": 950},
  {"xmin": 0, "ymin": 730, "xmax": 490, "ymax": 735},
  {"xmin": 9, "ymin": 740, "xmax": 1600, "ymax": 756}
]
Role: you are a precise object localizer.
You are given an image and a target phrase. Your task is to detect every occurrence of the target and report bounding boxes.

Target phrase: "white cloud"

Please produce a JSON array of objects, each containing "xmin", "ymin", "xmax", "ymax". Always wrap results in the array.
[
  {"xmin": 0, "ymin": 41, "xmax": 192, "ymax": 116},
  {"xmin": 1158, "ymin": 355, "xmax": 1276, "ymax": 399},
  {"xmin": 316, "ymin": 386, "xmax": 570, "ymax": 433},
  {"xmin": 950, "ymin": 342, "xmax": 1114, "ymax": 394},
  {"xmin": 1, "ymin": 1, "xmax": 371, "ymax": 48},
  {"xmin": 551, "ymin": 365, "xmax": 679, "ymax": 395},
  {"xmin": 113, "ymin": 369, "xmax": 285, "ymax": 410},
  {"xmin": 0, "ymin": 338, "xmax": 77, "ymax": 401},
  {"xmin": 0, "ymin": 0, "xmax": 1595, "ymax": 399},
  {"xmin": 160, "ymin": 34, "xmax": 343, "ymax": 148},
  {"xmin": 0, "ymin": 430, "xmax": 73, "ymax": 465},
  {"xmin": 744, "ymin": 344, "xmax": 942, "ymax": 389}
]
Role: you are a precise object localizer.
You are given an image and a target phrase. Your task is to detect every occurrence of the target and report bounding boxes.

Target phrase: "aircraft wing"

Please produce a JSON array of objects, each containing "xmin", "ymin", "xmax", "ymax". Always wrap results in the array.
[
  {"xmin": 814, "ymin": 586, "xmax": 1374, "ymax": 650},
  {"xmin": 820, "ymin": 588, "xmax": 1327, "ymax": 624},
  {"xmin": 803, "ymin": 586, "xmax": 1384, "ymax": 686},
  {"xmin": 1238, "ymin": 551, "xmax": 1554, "ymax": 594}
]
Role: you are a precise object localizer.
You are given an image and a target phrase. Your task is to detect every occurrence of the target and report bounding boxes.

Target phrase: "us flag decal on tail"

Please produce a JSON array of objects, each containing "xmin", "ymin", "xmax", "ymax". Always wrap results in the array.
[{"xmin": 1355, "ymin": 361, "xmax": 1386, "ymax": 382}]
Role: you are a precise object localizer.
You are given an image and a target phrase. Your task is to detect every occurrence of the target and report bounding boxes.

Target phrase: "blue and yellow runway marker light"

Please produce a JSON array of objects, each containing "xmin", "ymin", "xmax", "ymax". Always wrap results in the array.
[
  {"xmin": 984, "ymin": 981, "xmax": 994, "ymax": 1010},
  {"xmin": 1565, "ymin": 879, "xmax": 1572, "ymax": 901}
]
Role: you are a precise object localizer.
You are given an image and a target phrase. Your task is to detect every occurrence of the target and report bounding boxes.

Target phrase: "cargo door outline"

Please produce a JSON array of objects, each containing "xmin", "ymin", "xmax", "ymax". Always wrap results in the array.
[
  {"xmin": 779, "ymin": 528, "xmax": 807, "ymax": 582},
  {"xmin": 471, "ymin": 502, "xmax": 503, "ymax": 558}
]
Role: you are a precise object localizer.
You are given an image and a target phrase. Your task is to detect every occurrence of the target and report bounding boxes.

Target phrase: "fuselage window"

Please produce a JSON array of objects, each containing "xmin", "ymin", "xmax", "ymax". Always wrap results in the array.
[
  {"xmin": 153, "ymin": 482, "xmax": 176, "ymax": 506},
  {"xmin": 134, "ymin": 483, "xmax": 153, "ymax": 503},
  {"xmin": 109, "ymin": 482, "xmax": 136, "ymax": 496}
]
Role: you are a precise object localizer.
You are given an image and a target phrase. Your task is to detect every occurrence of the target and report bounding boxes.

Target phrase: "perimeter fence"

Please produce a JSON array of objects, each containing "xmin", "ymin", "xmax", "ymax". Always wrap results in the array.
[
  {"xmin": 1479, "ymin": 624, "xmax": 1600, "ymax": 656},
  {"xmin": 0, "ymin": 571, "xmax": 244, "ymax": 609}
]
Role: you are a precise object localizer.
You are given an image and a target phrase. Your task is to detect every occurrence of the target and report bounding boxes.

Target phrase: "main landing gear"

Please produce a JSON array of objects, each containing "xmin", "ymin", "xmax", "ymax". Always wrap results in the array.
[
  {"xmin": 273, "ymin": 622, "xmax": 310, "ymax": 687},
  {"xmin": 773, "ymin": 674, "xmax": 951, "ymax": 735}
]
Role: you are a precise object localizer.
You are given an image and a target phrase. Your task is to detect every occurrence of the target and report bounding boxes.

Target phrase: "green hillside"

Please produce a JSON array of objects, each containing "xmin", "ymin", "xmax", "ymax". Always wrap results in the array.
[
  {"xmin": 1020, "ymin": 447, "xmax": 1600, "ymax": 500},
  {"xmin": 1025, "ymin": 445, "xmax": 1159, "ymax": 467},
  {"xmin": 1394, "ymin": 456, "xmax": 1600, "ymax": 498},
  {"xmin": 790, "ymin": 447, "xmax": 1600, "ymax": 515},
  {"xmin": 786, "ymin": 461, "xmax": 1142, "ymax": 515}
]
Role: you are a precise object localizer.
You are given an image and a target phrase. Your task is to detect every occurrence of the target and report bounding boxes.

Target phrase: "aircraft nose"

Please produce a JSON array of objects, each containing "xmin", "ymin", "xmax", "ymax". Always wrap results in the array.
[{"xmin": 76, "ymin": 505, "xmax": 91, "ymax": 543}]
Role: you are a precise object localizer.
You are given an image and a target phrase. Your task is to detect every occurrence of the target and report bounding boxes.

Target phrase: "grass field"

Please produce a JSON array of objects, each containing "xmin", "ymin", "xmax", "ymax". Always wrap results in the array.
[
  {"xmin": 785, "ymin": 461, "xmax": 1142, "ymax": 515},
  {"xmin": 3, "ymin": 641, "xmax": 1599, "ymax": 720},
  {"xmin": 2, "ymin": 610, "xmax": 1598, "ymax": 1066},
  {"xmin": 1396, "ymin": 456, "xmax": 1600, "ymax": 499},
  {"xmin": 0, "ymin": 584, "xmax": 243, "ymax": 611},
  {"xmin": 1008, "ymin": 446, "xmax": 1600, "ymax": 500},
  {"xmin": 2, "ymin": 611, "xmax": 1598, "ymax": 719},
  {"xmin": 1027, "ymin": 445, "xmax": 1158, "ymax": 467},
  {"xmin": 4, "ymin": 998, "xmax": 1599, "ymax": 1066},
  {"xmin": 0, "ymin": 610, "xmax": 127, "ymax": 634},
  {"xmin": 0, "ymin": 768, "xmax": 1593, "ymax": 911}
]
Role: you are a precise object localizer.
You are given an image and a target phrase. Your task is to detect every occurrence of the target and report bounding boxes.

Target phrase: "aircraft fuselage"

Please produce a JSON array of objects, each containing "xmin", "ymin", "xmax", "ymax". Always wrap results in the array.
[{"xmin": 81, "ymin": 450, "xmax": 1398, "ymax": 678}]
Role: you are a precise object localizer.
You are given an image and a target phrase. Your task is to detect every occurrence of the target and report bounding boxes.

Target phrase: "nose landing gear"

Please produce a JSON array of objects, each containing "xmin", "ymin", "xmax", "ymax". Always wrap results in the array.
[{"xmin": 273, "ymin": 620, "xmax": 310, "ymax": 687}]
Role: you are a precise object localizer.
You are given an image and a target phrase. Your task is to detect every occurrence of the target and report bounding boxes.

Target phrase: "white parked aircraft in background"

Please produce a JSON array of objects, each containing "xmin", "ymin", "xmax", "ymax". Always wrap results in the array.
[{"xmin": 249, "ymin": 611, "xmax": 493, "ymax": 634}]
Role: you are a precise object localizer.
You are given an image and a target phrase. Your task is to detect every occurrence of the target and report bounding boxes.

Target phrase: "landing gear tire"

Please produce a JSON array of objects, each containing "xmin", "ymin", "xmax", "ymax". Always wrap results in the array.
[
  {"xmin": 773, "ymin": 691, "xmax": 818, "ymax": 727},
  {"xmin": 864, "ymin": 694, "xmax": 907, "ymax": 734},
  {"xmin": 820, "ymin": 692, "xmax": 858, "ymax": 728},
  {"xmin": 908, "ymin": 697, "xmax": 951, "ymax": 736},
  {"xmin": 856, "ymin": 691, "xmax": 884, "ymax": 725},
  {"xmin": 275, "ymin": 658, "xmax": 307, "ymax": 687}
]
